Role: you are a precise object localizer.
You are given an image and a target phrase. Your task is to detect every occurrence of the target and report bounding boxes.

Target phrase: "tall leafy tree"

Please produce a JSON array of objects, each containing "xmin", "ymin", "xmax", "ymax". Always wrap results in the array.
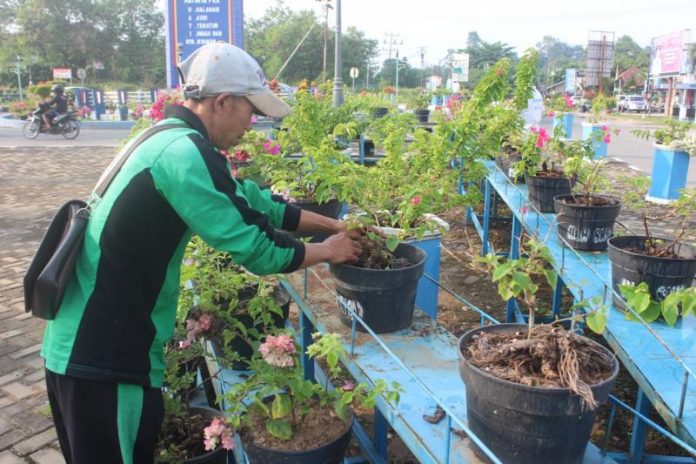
[
  {"xmin": 613, "ymin": 35, "xmax": 649, "ymax": 75},
  {"xmin": 461, "ymin": 32, "xmax": 517, "ymax": 88},
  {"xmin": 535, "ymin": 36, "xmax": 584, "ymax": 89}
]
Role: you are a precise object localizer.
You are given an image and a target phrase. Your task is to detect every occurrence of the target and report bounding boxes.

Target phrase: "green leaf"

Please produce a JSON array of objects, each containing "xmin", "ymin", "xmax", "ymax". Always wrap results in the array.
[
  {"xmin": 586, "ymin": 311, "xmax": 607, "ymax": 334},
  {"xmin": 661, "ymin": 302, "xmax": 679, "ymax": 327},
  {"xmin": 266, "ymin": 418, "xmax": 292, "ymax": 440},
  {"xmin": 271, "ymin": 394, "xmax": 292, "ymax": 419},
  {"xmin": 682, "ymin": 292, "xmax": 696, "ymax": 316},
  {"xmin": 386, "ymin": 236, "xmax": 399, "ymax": 252},
  {"xmin": 511, "ymin": 271, "xmax": 532, "ymax": 290},
  {"xmin": 332, "ymin": 398, "xmax": 351, "ymax": 422},
  {"xmin": 492, "ymin": 262, "xmax": 514, "ymax": 282},
  {"xmin": 631, "ymin": 292, "xmax": 651, "ymax": 313},
  {"xmin": 641, "ymin": 302, "xmax": 661, "ymax": 323},
  {"xmin": 543, "ymin": 269, "xmax": 557, "ymax": 289}
]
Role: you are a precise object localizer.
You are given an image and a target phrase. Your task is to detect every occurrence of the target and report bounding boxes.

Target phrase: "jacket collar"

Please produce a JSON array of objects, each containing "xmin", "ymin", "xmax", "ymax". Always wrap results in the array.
[{"xmin": 164, "ymin": 105, "xmax": 209, "ymax": 140}]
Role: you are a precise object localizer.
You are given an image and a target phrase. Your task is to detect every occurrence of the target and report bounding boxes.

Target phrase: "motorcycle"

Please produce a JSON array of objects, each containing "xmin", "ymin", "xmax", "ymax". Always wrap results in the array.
[{"xmin": 23, "ymin": 107, "xmax": 80, "ymax": 140}]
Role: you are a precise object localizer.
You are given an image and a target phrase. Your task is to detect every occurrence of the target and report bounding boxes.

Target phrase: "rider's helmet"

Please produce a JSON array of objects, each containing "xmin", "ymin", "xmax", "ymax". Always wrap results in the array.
[{"xmin": 52, "ymin": 84, "xmax": 64, "ymax": 95}]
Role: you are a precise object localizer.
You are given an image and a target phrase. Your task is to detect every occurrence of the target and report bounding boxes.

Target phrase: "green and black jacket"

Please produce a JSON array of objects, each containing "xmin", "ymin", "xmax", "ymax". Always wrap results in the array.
[{"xmin": 41, "ymin": 106, "xmax": 304, "ymax": 387}]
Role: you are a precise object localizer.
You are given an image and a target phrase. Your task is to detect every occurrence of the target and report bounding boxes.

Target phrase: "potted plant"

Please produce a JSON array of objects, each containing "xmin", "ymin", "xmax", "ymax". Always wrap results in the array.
[
  {"xmin": 180, "ymin": 237, "xmax": 290, "ymax": 371},
  {"xmin": 226, "ymin": 129, "xmax": 281, "ymax": 187},
  {"xmin": 618, "ymin": 281, "xmax": 696, "ymax": 326},
  {"xmin": 552, "ymin": 142, "xmax": 622, "ymax": 251},
  {"xmin": 405, "ymin": 91, "xmax": 431, "ymax": 123},
  {"xmin": 223, "ymin": 332, "xmax": 401, "ymax": 463},
  {"xmin": 607, "ymin": 178, "xmax": 696, "ymax": 307},
  {"xmin": 460, "ymin": 239, "xmax": 618, "ymax": 464},
  {"xmin": 581, "ymin": 93, "xmax": 611, "ymax": 158},
  {"xmin": 156, "ymin": 318, "xmax": 232, "ymax": 463},
  {"xmin": 632, "ymin": 119, "xmax": 696, "ymax": 202},
  {"xmin": 546, "ymin": 93, "xmax": 576, "ymax": 139}
]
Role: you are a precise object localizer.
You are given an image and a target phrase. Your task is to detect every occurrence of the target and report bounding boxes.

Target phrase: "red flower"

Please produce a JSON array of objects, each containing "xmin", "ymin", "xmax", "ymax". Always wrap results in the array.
[
  {"xmin": 547, "ymin": 110, "xmax": 556, "ymax": 117},
  {"xmin": 410, "ymin": 196, "xmax": 421, "ymax": 206}
]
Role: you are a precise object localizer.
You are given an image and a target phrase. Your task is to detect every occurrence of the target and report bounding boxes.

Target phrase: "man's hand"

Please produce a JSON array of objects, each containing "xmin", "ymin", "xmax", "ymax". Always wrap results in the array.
[{"xmin": 321, "ymin": 231, "xmax": 362, "ymax": 264}]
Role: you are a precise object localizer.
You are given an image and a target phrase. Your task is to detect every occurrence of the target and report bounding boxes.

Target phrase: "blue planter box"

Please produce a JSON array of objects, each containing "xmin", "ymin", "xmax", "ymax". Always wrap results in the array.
[
  {"xmin": 647, "ymin": 145, "xmax": 691, "ymax": 202},
  {"xmin": 581, "ymin": 123, "xmax": 607, "ymax": 159},
  {"xmin": 552, "ymin": 112, "xmax": 574, "ymax": 139}
]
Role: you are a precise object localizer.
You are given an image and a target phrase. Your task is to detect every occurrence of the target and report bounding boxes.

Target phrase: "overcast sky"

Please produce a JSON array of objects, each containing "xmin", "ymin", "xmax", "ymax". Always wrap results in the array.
[{"xmin": 243, "ymin": 0, "xmax": 695, "ymax": 66}]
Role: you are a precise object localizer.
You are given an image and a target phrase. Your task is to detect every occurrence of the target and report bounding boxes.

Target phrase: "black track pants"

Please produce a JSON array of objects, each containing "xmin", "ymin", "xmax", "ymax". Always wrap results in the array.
[{"xmin": 45, "ymin": 369, "xmax": 164, "ymax": 464}]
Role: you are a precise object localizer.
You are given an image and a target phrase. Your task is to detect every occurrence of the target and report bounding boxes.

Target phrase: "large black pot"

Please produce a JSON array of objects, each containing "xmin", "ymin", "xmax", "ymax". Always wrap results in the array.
[
  {"xmin": 525, "ymin": 174, "xmax": 573, "ymax": 213},
  {"xmin": 413, "ymin": 109, "xmax": 430, "ymax": 123},
  {"xmin": 243, "ymin": 416, "xmax": 353, "ymax": 464},
  {"xmin": 458, "ymin": 324, "xmax": 618, "ymax": 464},
  {"xmin": 184, "ymin": 406, "xmax": 229, "ymax": 464},
  {"xmin": 608, "ymin": 236, "xmax": 696, "ymax": 305},
  {"xmin": 289, "ymin": 199, "xmax": 343, "ymax": 243},
  {"xmin": 553, "ymin": 194, "xmax": 622, "ymax": 251},
  {"xmin": 329, "ymin": 243, "xmax": 426, "ymax": 333},
  {"xmin": 371, "ymin": 107, "xmax": 389, "ymax": 118}
]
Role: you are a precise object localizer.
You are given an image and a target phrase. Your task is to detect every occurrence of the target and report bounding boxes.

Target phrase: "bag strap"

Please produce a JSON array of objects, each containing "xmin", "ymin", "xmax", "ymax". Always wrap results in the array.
[{"xmin": 93, "ymin": 123, "xmax": 188, "ymax": 198}]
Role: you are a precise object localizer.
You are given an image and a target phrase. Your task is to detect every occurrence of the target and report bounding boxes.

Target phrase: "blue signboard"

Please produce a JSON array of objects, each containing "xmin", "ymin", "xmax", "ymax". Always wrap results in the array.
[
  {"xmin": 565, "ymin": 68, "xmax": 577, "ymax": 94},
  {"xmin": 165, "ymin": 0, "xmax": 244, "ymax": 88}
]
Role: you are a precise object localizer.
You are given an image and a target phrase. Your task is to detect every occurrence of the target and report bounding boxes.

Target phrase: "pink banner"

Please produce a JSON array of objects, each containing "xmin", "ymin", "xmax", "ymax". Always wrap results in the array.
[{"xmin": 651, "ymin": 30, "xmax": 687, "ymax": 75}]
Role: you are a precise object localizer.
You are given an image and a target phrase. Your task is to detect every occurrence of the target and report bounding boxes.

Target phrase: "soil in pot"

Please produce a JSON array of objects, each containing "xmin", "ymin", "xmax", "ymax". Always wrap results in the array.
[
  {"xmin": 554, "ymin": 194, "xmax": 621, "ymax": 252},
  {"xmin": 157, "ymin": 406, "xmax": 228, "ymax": 463},
  {"xmin": 241, "ymin": 401, "xmax": 352, "ymax": 464},
  {"xmin": 459, "ymin": 324, "xmax": 618, "ymax": 464}
]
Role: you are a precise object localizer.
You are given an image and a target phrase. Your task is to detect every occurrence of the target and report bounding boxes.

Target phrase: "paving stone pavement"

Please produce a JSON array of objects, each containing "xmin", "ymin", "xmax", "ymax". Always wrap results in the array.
[{"xmin": 0, "ymin": 146, "xmax": 115, "ymax": 463}]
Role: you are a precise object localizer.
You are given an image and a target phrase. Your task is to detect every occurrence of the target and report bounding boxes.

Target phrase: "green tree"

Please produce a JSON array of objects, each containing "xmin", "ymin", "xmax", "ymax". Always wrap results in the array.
[
  {"xmin": 535, "ymin": 36, "xmax": 584, "ymax": 91},
  {"xmin": 613, "ymin": 35, "xmax": 649, "ymax": 76},
  {"xmin": 459, "ymin": 31, "xmax": 517, "ymax": 88}
]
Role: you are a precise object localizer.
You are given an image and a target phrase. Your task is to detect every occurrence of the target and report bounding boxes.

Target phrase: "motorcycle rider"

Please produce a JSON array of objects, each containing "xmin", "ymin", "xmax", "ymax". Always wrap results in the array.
[{"xmin": 41, "ymin": 84, "xmax": 68, "ymax": 129}]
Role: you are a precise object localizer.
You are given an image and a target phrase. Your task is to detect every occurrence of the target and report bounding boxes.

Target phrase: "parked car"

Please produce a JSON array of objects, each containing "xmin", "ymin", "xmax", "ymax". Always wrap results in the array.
[{"xmin": 616, "ymin": 94, "xmax": 647, "ymax": 113}]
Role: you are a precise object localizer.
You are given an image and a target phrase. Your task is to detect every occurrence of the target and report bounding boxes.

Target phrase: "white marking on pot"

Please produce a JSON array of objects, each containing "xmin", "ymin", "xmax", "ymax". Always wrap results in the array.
[{"xmin": 337, "ymin": 294, "xmax": 364, "ymax": 319}]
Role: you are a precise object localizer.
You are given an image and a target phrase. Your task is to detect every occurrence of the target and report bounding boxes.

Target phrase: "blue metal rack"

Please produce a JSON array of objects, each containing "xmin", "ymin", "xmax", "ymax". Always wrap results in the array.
[{"xmin": 467, "ymin": 160, "xmax": 696, "ymax": 462}]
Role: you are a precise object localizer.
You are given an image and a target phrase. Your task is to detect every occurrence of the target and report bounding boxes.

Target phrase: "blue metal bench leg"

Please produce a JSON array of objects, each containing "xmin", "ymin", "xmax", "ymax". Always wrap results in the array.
[
  {"xmin": 374, "ymin": 408, "xmax": 388, "ymax": 460},
  {"xmin": 629, "ymin": 389, "xmax": 649, "ymax": 464},
  {"xmin": 300, "ymin": 312, "xmax": 315, "ymax": 381},
  {"xmin": 551, "ymin": 275, "xmax": 565, "ymax": 318},
  {"xmin": 358, "ymin": 134, "xmax": 366, "ymax": 164},
  {"xmin": 481, "ymin": 179, "xmax": 492, "ymax": 256},
  {"xmin": 506, "ymin": 215, "xmax": 523, "ymax": 322}
]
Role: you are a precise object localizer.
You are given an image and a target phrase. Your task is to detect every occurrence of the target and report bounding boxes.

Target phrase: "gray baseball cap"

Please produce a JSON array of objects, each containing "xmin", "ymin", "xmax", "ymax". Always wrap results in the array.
[{"xmin": 178, "ymin": 42, "xmax": 291, "ymax": 118}]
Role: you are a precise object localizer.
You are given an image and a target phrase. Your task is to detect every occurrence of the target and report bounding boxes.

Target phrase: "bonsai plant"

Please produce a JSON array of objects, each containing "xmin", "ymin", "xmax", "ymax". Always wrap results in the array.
[
  {"xmin": 222, "ymin": 332, "xmax": 401, "ymax": 463},
  {"xmin": 460, "ymin": 238, "xmax": 618, "ymax": 463},
  {"xmin": 552, "ymin": 140, "xmax": 622, "ymax": 251},
  {"xmin": 632, "ymin": 119, "xmax": 696, "ymax": 201},
  {"xmin": 607, "ymin": 179, "xmax": 696, "ymax": 307}
]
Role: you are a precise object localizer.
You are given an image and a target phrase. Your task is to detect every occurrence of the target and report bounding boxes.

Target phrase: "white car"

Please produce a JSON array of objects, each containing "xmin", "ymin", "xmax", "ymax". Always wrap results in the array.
[{"xmin": 617, "ymin": 95, "xmax": 647, "ymax": 113}]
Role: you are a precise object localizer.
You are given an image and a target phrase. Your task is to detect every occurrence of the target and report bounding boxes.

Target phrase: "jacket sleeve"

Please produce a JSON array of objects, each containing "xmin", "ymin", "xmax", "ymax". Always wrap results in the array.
[
  {"xmin": 150, "ymin": 134, "xmax": 305, "ymax": 275},
  {"xmin": 236, "ymin": 179, "xmax": 302, "ymax": 231}
]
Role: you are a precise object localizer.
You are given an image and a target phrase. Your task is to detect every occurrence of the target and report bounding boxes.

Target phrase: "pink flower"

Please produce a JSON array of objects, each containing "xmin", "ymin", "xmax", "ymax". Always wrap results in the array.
[
  {"xmin": 410, "ymin": 196, "xmax": 421, "ymax": 206},
  {"xmin": 199, "ymin": 314, "xmax": 213, "ymax": 332},
  {"xmin": 604, "ymin": 134, "xmax": 611, "ymax": 144},
  {"xmin": 259, "ymin": 334, "xmax": 296, "ymax": 368},
  {"xmin": 564, "ymin": 95, "xmax": 574, "ymax": 108},
  {"xmin": 601, "ymin": 125, "xmax": 608, "ymax": 132},
  {"xmin": 342, "ymin": 381, "xmax": 356, "ymax": 391},
  {"xmin": 203, "ymin": 417, "xmax": 234, "ymax": 451},
  {"xmin": 520, "ymin": 206, "xmax": 528, "ymax": 215},
  {"xmin": 178, "ymin": 339, "xmax": 192, "ymax": 349},
  {"xmin": 263, "ymin": 140, "xmax": 281, "ymax": 155},
  {"xmin": 547, "ymin": 110, "xmax": 556, "ymax": 117},
  {"xmin": 535, "ymin": 128, "xmax": 550, "ymax": 148},
  {"xmin": 529, "ymin": 126, "xmax": 538, "ymax": 133},
  {"xmin": 234, "ymin": 149, "xmax": 250, "ymax": 161},
  {"xmin": 251, "ymin": 115, "xmax": 258, "ymax": 124}
]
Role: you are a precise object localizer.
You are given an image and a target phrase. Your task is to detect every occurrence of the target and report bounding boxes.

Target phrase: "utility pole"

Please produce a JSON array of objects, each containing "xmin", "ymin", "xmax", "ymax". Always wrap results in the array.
[
  {"xmin": 316, "ymin": 0, "xmax": 333, "ymax": 82},
  {"xmin": 332, "ymin": 0, "xmax": 343, "ymax": 106},
  {"xmin": 418, "ymin": 46, "xmax": 427, "ymax": 90},
  {"xmin": 384, "ymin": 33, "xmax": 400, "ymax": 60},
  {"xmin": 395, "ymin": 49, "xmax": 400, "ymax": 99},
  {"xmin": 15, "ymin": 55, "xmax": 23, "ymax": 102}
]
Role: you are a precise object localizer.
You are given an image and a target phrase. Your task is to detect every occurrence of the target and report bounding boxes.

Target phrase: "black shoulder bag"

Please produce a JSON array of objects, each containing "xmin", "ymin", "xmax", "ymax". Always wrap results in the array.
[{"xmin": 23, "ymin": 124, "xmax": 185, "ymax": 320}]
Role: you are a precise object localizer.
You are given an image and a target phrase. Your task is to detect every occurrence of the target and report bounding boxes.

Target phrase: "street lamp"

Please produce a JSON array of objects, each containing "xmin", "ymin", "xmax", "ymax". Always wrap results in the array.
[
  {"xmin": 332, "ymin": 0, "xmax": 343, "ymax": 106},
  {"xmin": 15, "ymin": 55, "xmax": 23, "ymax": 101}
]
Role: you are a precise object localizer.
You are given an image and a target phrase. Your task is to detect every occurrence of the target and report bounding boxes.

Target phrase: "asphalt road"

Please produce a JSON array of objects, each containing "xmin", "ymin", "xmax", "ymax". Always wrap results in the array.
[{"xmin": 1, "ymin": 116, "xmax": 694, "ymax": 187}]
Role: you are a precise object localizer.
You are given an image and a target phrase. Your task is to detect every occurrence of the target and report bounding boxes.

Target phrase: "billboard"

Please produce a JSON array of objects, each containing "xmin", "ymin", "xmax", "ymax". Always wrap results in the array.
[
  {"xmin": 53, "ymin": 68, "xmax": 72, "ymax": 80},
  {"xmin": 585, "ymin": 31, "xmax": 614, "ymax": 86},
  {"xmin": 565, "ymin": 68, "xmax": 577, "ymax": 94},
  {"xmin": 650, "ymin": 30, "xmax": 690, "ymax": 76},
  {"xmin": 165, "ymin": 0, "xmax": 244, "ymax": 88},
  {"xmin": 451, "ymin": 53, "xmax": 469, "ymax": 83}
]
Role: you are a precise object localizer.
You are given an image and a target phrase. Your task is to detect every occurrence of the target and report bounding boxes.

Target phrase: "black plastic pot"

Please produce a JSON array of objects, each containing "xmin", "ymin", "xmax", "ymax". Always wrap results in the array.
[
  {"xmin": 458, "ymin": 324, "xmax": 618, "ymax": 464},
  {"xmin": 329, "ymin": 243, "xmax": 426, "ymax": 333},
  {"xmin": 525, "ymin": 174, "xmax": 573, "ymax": 213},
  {"xmin": 413, "ymin": 109, "xmax": 430, "ymax": 123},
  {"xmin": 184, "ymin": 406, "xmax": 229, "ymax": 464},
  {"xmin": 289, "ymin": 199, "xmax": 343, "ymax": 243},
  {"xmin": 608, "ymin": 236, "xmax": 696, "ymax": 305},
  {"xmin": 553, "ymin": 194, "xmax": 622, "ymax": 251},
  {"xmin": 244, "ymin": 416, "xmax": 353, "ymax": 464},
  {"xmin": 371, "ymin": 107, "xmax": 389, "ymax": 118},
  {"xmin": 225, "ymin": 286, "xmax": 291, "ymax": 370}
]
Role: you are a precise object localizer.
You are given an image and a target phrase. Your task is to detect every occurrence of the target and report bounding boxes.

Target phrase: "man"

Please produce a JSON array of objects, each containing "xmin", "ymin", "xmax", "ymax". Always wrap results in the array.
[
  {"xmin": 41, "ymin": 84, "xmax": 68, "ymax": 129},
  {"xmin": 41, "ymin": 43, "xmax": 362, "ymax": 463}
]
